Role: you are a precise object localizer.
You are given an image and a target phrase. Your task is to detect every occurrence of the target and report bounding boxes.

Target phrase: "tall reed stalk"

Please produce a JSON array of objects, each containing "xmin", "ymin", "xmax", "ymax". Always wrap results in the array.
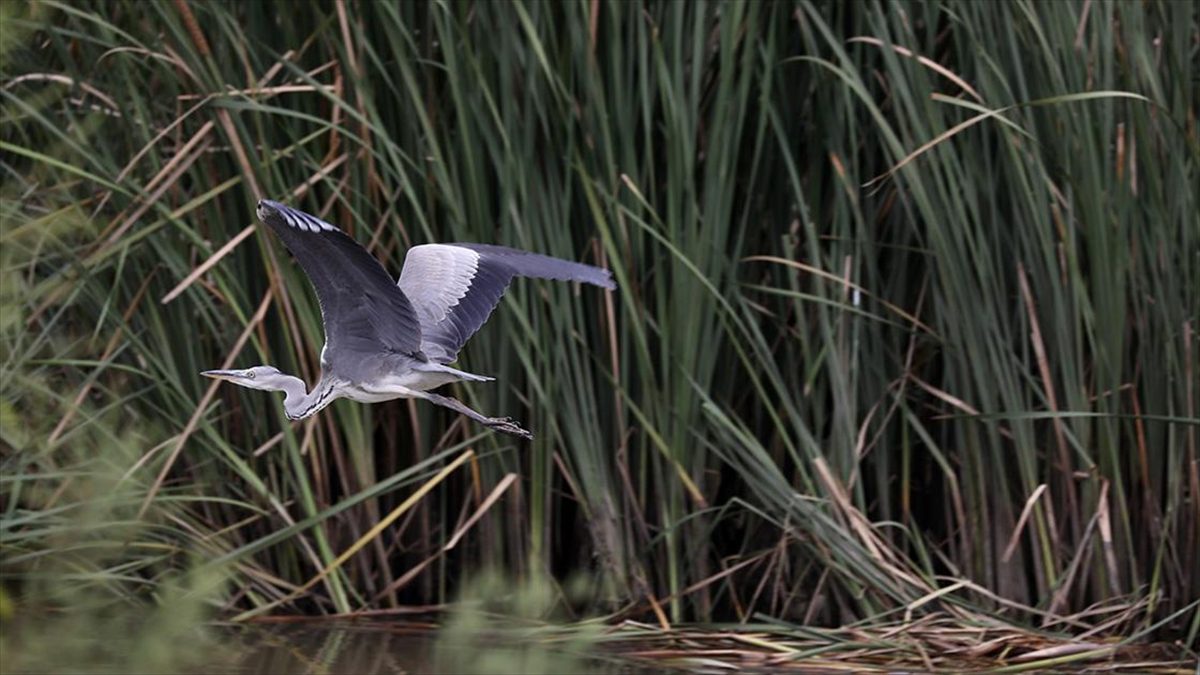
[{"xmin": 2, "ymin": 0, "xmax": 1196, "ymax": 646}]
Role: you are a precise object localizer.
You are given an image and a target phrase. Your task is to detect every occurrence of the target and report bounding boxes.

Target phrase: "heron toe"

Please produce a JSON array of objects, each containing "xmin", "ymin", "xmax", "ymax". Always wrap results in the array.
[{"xmin": 487, "ymin": 417, "xmax": 533, "ymax": 440}]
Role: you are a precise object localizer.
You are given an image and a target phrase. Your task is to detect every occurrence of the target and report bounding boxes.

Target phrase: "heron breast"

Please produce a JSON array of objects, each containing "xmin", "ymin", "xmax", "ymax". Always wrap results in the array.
[{"xmin": 341, "ymin": 370, "xmax": 457, "ymax": 402}]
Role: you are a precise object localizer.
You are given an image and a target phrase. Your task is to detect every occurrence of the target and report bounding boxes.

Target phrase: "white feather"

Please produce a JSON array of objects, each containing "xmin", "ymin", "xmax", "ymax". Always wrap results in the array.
[
  {"xmin": 282, "ymin": 209, "xmax": 335, "ymax": 233},
  {"xmin": 397, "ymin": 244, "xmax": 481, "ymax": 327}
]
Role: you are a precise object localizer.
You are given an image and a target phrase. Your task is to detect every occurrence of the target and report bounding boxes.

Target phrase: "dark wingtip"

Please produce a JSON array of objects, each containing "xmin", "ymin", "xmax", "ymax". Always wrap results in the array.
[
  {"xmin": 578, "ymin": 265, "xmax": 616, "ymax": 291},
  {"xmin": 599, "ymin": 271, "xmax": 617, "ymax": 291},
  {"xmin": 255, "ymin": 200, "xmax": 338, "ymax": 234},
  {"xmin": 256, "ymin": 199, "xmax": 281, "ymax": 223}
]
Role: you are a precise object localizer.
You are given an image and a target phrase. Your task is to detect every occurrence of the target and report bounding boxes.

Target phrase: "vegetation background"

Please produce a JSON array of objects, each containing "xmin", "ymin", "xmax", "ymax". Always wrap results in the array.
[{"xmin": 2, "ymin": 0, "xmax": 1197, "ymax": 670}]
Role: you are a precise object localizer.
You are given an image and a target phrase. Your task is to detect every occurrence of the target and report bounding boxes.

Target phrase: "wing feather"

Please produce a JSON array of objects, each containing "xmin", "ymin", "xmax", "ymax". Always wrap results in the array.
[
  {"xmin": 397, "ymin": 243, "xmax": 614, "ymax": 363},
  {"xmin": 256, "ymin": 200, "xmax": 423, "ymax": 377}
]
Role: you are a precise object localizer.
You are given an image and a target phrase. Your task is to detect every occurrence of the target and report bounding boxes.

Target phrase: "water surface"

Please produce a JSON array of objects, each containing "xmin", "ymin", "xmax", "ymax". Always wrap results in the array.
[{"xmin": 212, "ymin": 622, "xmax": 662, "ymax": 675}]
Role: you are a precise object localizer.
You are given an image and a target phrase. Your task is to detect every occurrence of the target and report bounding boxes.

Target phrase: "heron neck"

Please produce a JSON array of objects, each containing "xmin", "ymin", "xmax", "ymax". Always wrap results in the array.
[{"xmin": 283, "ymin": 375, "xmax": 337, "ymax": 420}]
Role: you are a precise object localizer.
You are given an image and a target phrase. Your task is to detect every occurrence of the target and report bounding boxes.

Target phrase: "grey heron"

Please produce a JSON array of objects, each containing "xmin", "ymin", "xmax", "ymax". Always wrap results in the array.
[{"xmin": 202, "ymin": 200, "xmax": 615, "ymax": 440}]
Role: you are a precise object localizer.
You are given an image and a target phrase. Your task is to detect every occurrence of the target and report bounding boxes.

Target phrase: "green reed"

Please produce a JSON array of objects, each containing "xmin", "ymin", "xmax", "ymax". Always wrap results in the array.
[{"xmin": 2, "ymin": 0, "xmax": 1195, "ymax": 655}]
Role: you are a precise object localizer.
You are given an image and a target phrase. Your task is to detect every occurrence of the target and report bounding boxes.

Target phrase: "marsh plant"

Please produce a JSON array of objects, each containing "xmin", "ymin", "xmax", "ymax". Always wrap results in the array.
[
  {"xmin": 2, "ymin": 0, "xmax": 1196, "ymax": 670},
  {"xmin": 433, "ymin": 571, "xmax": 609, "ymax": 675},
  {"xmin": 0, "ymin": 362, "xmax": 225, "ymax": 672}
]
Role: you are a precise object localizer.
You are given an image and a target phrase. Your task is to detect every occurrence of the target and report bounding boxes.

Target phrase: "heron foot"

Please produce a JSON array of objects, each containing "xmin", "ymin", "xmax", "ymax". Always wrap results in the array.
[{"xmin": 486, "ymin": 416, "xmax": 533, "ymax": 440}]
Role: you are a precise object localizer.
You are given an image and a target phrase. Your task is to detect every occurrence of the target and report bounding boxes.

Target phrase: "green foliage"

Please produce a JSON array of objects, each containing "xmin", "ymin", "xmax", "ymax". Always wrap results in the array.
[
  {"xmin": 433, "ymin": 570, "xmax": 608, "ymax": 675},
  {"xmin": 0, "ymin": 350, "xmax": 224, "ymax": 671},
  {"xmin": 1, "ymin": 0, "xmax": 1196, "ymax": 661}
]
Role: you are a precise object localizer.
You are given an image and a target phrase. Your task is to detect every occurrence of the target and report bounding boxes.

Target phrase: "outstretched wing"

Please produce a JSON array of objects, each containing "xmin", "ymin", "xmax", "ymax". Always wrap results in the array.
[
  {"xmin": 256, "ymin": 200, "xmax": 423, "ymax": 373},
  {"xmin": 397, "ymin": 243, "xmax": 615, "ymax": 363}
]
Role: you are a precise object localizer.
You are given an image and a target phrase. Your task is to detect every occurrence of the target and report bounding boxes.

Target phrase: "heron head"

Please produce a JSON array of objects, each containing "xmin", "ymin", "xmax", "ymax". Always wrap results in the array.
[{"xmin": 201, "ymin": 365, "xmax": 291, "ymax": 392}]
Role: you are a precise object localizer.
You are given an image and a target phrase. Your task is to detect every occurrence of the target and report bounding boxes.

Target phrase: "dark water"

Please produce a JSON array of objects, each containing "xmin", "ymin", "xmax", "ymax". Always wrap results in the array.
[
  {"xmin": 216, "ymin": 624, "xmax": 436, "ymax": 674},
  {"xmin": 212, "ymin": 623, "xmax": 664, "ymax": 675}
]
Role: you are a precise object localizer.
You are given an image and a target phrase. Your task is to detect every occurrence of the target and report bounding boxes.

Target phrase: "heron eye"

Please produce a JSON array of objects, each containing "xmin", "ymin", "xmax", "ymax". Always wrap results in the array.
[{"xmin": 246, "ymin": 371, "xmax": 255, "ymax": 379}]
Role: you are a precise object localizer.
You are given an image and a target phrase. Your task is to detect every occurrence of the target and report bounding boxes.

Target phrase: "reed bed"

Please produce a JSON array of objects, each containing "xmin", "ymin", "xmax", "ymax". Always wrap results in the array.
[
  {"xmin": 231, "ymin": 614, "xmax": 1197, "ymax": 674},
  {"xmin": 1, "ymin": 0, "xmax": 1196, "ymax": 670}
]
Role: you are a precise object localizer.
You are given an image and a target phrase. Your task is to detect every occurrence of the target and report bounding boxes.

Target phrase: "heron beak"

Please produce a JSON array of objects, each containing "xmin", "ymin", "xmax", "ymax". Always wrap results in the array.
[{"xmin": 201, "ymin": 369, "xmax": 241, "ymax": 381}]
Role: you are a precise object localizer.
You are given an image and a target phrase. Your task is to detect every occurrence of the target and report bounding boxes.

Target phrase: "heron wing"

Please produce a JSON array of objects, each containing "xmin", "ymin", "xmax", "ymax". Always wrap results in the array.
[
  {"xmin": 397, "ymin": 243, "xmax": 615, "ymax": 363},
  {"xmin": 257, "ymin": 201, "xmax": 423, "ymax": 371}
]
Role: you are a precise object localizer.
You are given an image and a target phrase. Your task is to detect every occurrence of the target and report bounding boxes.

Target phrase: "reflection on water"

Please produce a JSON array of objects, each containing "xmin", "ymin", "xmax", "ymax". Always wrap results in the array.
[
  {"xmin": 213, "ymin": 623, "xmax": 659, "ymax": 675},
  {"xmin": 216, "ymin": 624, "xmax": 436, "ymax": 675}
]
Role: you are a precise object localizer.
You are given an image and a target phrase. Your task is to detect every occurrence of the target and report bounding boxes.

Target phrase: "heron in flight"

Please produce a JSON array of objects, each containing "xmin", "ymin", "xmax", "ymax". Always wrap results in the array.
[{"xmin": 202, "ymin": 200, "xmax": 614, "ymax": 440}]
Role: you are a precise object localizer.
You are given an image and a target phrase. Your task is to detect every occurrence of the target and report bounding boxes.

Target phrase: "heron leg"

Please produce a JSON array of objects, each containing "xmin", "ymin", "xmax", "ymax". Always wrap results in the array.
[{"xmin": 420, "ymin": 392, "xmax": 533, "ymax": 440}]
